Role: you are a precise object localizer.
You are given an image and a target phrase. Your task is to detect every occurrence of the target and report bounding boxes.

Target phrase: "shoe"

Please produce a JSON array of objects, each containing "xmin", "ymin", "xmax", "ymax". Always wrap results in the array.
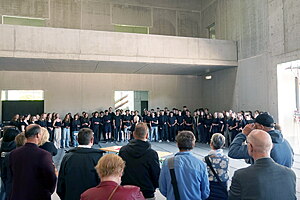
[
  {"xmin": 159, "ymin": 140, "xmax": 162, "ymax": 143},
  {"xmin": 167, "ymin": 140, "xmax": 170, "ymax": 142}
]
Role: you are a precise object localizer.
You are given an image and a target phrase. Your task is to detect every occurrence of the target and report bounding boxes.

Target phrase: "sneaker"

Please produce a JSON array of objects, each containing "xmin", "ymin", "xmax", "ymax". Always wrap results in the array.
[
  {"xmin": 167, "ymin": 140, "xmax": 170, "ymax": 142},
  {"xmin": 159, "ymin": 140, "xmax": 162, "ymax": 143}
]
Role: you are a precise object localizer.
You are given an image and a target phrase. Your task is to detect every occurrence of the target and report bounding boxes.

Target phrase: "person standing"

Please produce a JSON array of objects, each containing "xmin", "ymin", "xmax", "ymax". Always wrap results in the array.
[
  {"xmin": 123, "ymin": 110, "xmax": 132, "ymax": 142},
  {"xmin": 90, "ymin": 112, "xmax": 101, "ymax": 144},
  {"xmin": 9, "ymin": 125, "xmax": 57, "ymax": 200},
  {"xmin": 103, "ymin": 110, "xmax": 112, "ymax": 143},
  {"xmin": 150, "ymin": 112, "xmax": 159, "ymax": 142},
  {"xmin": 204, "ymin": 133, "xmax": 229, "ymax": 200},
  {"xmin": 119, "ymin": 123, "xmax": 160, "ymax": 199},
  {"xmin": 62, "ymin": 114, "xmax": 71, "ymax": 148},
  {"xmin": 53, "ymin": 113, "xmax": 62, "ymax": 149},
  {"xmin": 228, "ymin": 130, "xmax": 296, "ymax": 199},
  {"xmin": 228, "ymin": 112, "xmax": 294, "ymax": 168},
  {"xmin": 159, "ymin": 131, "xmax": 210, "ymax": 200},
  {"xmin": 57, "ymin": 128, "xmax": 105, "ymax": 200},
  {"xmin": 113, "ymin": 110, "xmax": 122, "ymax": 142},
  {"xmin": 168, "ymin": 112, "xmax": 177, "ymax": 142}
]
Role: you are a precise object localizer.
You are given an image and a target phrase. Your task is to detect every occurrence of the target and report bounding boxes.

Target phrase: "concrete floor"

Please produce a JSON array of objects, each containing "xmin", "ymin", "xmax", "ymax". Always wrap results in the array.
[{"xmin": 50, "ymin": 141, "xmax": 300, "ymax": 200}]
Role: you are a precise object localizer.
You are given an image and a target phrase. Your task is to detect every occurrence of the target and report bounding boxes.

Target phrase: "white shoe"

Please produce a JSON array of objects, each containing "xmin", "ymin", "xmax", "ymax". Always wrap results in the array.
[
  {"xmin": 167, "ymin": 140, "xmax": 170, "ymax": 142},
  {"xmin": 159, "ymin": 140, "xmax": 162, "ymax": 143}
]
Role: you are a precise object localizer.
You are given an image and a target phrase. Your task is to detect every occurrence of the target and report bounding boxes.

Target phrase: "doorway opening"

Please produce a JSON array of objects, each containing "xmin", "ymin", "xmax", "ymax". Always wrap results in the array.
[
  {"xmin": 1, "ymin": 90, "xmax": 44, "ymax": 124},
  {"xmin": 277, "ymin": 60, "xmax": 300, "ymax": 153}
]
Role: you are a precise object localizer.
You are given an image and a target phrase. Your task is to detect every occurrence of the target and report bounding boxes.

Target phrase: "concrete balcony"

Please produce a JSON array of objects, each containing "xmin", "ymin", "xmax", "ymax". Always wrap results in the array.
[{"xmin": 0, "ymin": 25, "xmax": 237, "ymax": 75}]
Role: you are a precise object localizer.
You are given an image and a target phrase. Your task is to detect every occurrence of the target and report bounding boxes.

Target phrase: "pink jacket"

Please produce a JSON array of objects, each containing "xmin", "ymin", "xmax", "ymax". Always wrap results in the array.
[{"xmin": 81, "ymin": 181, "xmax": 145, "ymax": 200}]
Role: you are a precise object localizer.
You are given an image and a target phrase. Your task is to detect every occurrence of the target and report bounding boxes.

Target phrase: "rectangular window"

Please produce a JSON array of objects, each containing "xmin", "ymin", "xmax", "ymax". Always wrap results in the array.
[
  {"xmin": 114, "ymin": 25, "xmax": 149, "ymax": 34},
  {"xmin": 208, "ymin": 23, "xmax": 216, "ymax": 39},
  {"xmin": 1, "ymin": 90, "xmax": 44, "ymax": 101},
  {"xmin": 2, "ymin": 15, "xmax": 46, "ymax": 27},
  {"xmin": 115, "ymin": 91, "xmax": 134, "ymax": 111}
]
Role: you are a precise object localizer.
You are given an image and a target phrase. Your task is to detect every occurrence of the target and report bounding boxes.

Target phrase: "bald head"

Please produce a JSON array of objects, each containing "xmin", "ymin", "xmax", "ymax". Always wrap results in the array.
[{"xmin": 247, "ymin": 129, "xmax": 273, "ymax": 159}]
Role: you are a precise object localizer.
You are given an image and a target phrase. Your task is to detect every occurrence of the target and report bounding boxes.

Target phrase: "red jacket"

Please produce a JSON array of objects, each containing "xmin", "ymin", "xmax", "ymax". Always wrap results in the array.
[{"xmin": 80, "ymin": 181, "xmax": 145, "ymax": 200}]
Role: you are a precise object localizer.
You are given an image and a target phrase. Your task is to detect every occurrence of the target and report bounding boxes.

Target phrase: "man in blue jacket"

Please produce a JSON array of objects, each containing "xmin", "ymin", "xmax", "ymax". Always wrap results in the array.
[{"xmin": 228, "ymin": 112, "xmax": 294, "ymax": 168}]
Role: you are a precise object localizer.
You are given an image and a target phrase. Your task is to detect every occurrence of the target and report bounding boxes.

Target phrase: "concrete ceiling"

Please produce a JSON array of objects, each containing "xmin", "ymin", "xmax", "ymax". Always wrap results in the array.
[{"xmin": 0, "ymin": 57, "xmax": 236, "ymax": 76}]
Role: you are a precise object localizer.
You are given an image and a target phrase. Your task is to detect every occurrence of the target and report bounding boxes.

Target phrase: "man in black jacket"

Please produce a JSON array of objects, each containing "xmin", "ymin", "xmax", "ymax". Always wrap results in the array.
[
  {"xmin": 119, "ymin": 122, "xmax": 161, "ymax": 199},
  {"xmin": 57, "ymin": 128, "xmax": 104, "ymax": 200}
]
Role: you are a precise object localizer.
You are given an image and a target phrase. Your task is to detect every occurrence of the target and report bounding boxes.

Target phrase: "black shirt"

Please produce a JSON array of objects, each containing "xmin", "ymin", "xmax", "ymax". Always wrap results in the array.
[{"xmin": 114, "ymin": 115, "xmax": 122, "ymax": 127}]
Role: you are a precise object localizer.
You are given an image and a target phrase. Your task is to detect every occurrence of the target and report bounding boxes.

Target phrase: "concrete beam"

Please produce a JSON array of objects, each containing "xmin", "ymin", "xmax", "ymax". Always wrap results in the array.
[{"xmin": 0, "ymin": 24, "xmax": 237, "ymax": 66}]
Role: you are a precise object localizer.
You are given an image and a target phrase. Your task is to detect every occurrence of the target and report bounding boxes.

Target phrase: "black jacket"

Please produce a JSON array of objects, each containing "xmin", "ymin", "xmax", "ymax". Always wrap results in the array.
[
  {"xmin": 40, "ymin": 142, "xmax": 57, "ymax": 157},
  {"xmin": 119, "ymin": 139, "xmax": 160, "ymax": 198},
  {"xmin": 57, "ymin": 147, "xmax": 104, "ymax": 200}
]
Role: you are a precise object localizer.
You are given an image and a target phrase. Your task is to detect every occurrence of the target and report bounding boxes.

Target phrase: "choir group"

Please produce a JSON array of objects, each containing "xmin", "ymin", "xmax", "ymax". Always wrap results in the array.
[{"xmin": 7, "ymin": 106, "xmax": 261, "ymax": 148}]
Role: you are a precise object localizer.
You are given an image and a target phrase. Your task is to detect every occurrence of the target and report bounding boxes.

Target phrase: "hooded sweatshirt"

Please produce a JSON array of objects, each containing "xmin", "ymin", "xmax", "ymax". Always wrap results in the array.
[
  {"xmin": 119, "ymin": 139, "xmax": 160, "ymax": 198},
  {"xmin": 57, "ymin": 147, "xmax": 104, "ymax": 200},
  {"xmin": 228, "ymin": 129, "xmax": 294, "ymax": 168}
]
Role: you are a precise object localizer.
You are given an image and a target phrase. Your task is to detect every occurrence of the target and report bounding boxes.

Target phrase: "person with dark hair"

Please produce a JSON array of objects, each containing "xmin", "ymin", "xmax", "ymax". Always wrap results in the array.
[
  {"xmin": 204, "ymin": 133, "xmax": 229, "ymax": 200},
  {"xmin": 103, "ymin": 110, "xmax": 112, "ymax": 143},
  {"xmin": 123, "ymin": 110, "xmax": 132, "ymax": 142},
  {"xmin": 19, "ymin": 114, "xmax": 30, "ymax": 132},
  {"xmin": 168, "ymin": 112, "xmax": 177, "ymax": 142},
  {"xmin": 183, "ymin": 111, "xmax": 194, "ymax": 132},
  {"xmin": 113, "ymin": 110, "xmax": 122, "ymax": 142},
  {"xmin": 119, "ymin": 123, "xmax": 160, "ymax": 199},
  {"xmin": 53, "ymin": 113, "xmax": 62, "ymax": 149},
  {"xmin": 228, "ymin": 112, "xmax": 294, "ymax": 168},
  {"xmin": 81, "ymin": 113, "xmax": 90, "ymax": 128},
  {"xmin": 62, "ymin": 114, "xmax": 71, "ymax": 148},
  {"xmin": 0, "ymin": 128, "xmax": 20, "ymax": 200},
  {"xmin": 71, "ymin": 114, "xmax": 81, "ymax": 147},
  {"xmin": 1, "ymin": 133, "xmax": 26, "ymax": 200},
  {"xmin": 158, "ymin": 110, "xmax": 168, "ymax": 142},
  {"xmin": 9, "ymin": 124, "xmax": 57, "ymax": 200},
  {"xmin": 57, "ymin": 128, "xmax": 105, "ymax": 200},
  {"xmin": 9, "ymin": 114, "xmax": 20, "ymax": 129},
  {"xmin": 46, "ymin": 113, "xmax": 54, "ymax": 142},
  {"xmin": 159, "ymin": 131, "xmax": 210, "ymax": 200},
  {"xmin": 37, "ymin": 113, "xmax": 47, "ymax": 128},
  {"xmin": 90, "ymin": 112, "xmax": 101, "ymax": 144}
]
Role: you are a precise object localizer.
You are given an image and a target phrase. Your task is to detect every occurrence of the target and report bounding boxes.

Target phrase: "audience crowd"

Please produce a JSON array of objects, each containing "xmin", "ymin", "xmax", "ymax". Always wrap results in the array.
[{"xmin": 0, "ymin": 106, "xmax": 296, "ymax": 200}]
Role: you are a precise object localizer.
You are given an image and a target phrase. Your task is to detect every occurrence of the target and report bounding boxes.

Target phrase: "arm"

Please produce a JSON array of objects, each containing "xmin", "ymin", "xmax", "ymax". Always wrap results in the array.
[
  {"xmin": 149, "ymin": 151, "xmax": 161, "ymax": 189},
  {"xmin": 228, "ymin": 133, "xmax": 251, "ymax": 159},
  {"xmin": 200, "ymin": 164, "xmax": 210, "ymax": 200},
  {"xmin": 57, "ymin": 156, "xmax": 67, "ymax": 199},
  {"xmin": 159, "ymin": 160, "xmax": 168, "ymax": 197},
  {"xmin": 40, "ymin": 153, "xmax": 57, "ymax": 194},
  {"xmin": 228, "ymin": 171, "xmax": 242, "ymax": 200},
  {"xmin": 228, "ymin": 124, "xmax": 255, "ymax": 159}
]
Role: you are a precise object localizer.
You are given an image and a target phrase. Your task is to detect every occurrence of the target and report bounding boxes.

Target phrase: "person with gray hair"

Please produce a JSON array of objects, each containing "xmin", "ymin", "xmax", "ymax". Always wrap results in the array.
[
  {"xmin": 229, "ymin": 129, "xmax": 296, "ymax": 199},
  {"xmin": 204, "ymin": 133, "xmax": 229, "ymax": 200},
  {"xmin": 159, "ymin": 131, "xmax": 210, "ymax": 200}
]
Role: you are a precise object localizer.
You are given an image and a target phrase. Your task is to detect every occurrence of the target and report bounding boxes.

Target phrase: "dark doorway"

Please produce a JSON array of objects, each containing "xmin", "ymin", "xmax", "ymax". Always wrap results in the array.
[
  {"xmin": 141, "ymin": 101, "xmax": 148, "ymax": 112},
  {"xmin": 2, "ymin": 100, "xmax": 44, "ymax": 124}
]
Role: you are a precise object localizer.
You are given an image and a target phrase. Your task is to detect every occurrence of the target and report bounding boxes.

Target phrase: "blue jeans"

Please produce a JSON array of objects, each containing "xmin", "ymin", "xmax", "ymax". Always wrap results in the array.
[
  {"xmin": 61, "ymin": 128, "xmax": 70, "ymax": 148},
  {"xmin": 151, "ymin": 126, "xmax": 158, "ymax": 141},
  {"xmin": 72, "ymin": 131, "xmax": 79, "ymax": 147}
]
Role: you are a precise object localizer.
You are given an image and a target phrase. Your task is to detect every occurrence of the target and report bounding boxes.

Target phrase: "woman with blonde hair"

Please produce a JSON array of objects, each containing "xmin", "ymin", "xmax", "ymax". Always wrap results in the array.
[
  {"xmin": 81, "ymin": 154, "xmax": 145, "ymax": 200},
  {"xmin": 39, "ymin": 127, "xmax": 57, "ymax": 157}
]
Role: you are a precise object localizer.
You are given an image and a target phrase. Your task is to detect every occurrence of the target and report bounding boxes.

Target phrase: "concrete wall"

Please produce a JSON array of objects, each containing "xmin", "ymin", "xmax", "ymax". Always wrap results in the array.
[
  {"xmin": 0, "ymin": 71, "xmax": 202, "ymax": 119},
  {"xmin": 200, "ymin": 0, "xmax": 300, "ymax": 120},
  {"xmin": 0, "ymin": 25, "xmax": 237, "ymax": 67},
  {"xmin": 0, "ymin": 0, "xmax": 203, "ymax": 38}
]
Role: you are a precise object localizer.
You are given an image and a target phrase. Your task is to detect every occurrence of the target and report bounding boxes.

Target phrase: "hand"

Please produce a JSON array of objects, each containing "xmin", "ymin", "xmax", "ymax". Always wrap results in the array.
[{"xmin": 242, "ymin": 124, "xmax": 255, "ymax": 136}]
